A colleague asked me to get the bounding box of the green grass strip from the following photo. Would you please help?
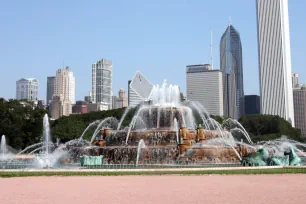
[1,168,306,178]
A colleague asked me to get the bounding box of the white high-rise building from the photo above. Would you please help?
[16,78,39,101]
[256,0,294,126]
[186,64,223,116]
[54,66,75,104]
[92,58,112,109]
[293,85,306,138]
[50,66,75,119]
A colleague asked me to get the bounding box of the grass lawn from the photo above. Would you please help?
[1,168,306,177]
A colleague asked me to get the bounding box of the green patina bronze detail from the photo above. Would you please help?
[80,156,103,166]
[241,146,301,166]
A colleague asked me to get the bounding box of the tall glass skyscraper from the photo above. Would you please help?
[92,58,112,109]
[256,0,294,126]
[220,24,244,119]
[46,76,55,105]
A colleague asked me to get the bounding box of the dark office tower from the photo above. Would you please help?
[46,76,55,105]
[244,95,260,115]
[220,24,244,119]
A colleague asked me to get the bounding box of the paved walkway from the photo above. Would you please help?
[1,174,306,204]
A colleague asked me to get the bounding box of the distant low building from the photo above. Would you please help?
[72,101,88,114]
[84,91,92,103]
[244,95,260,115]
[115,88,128,109]
[37,100,46,109]
[50,95,63,120]
[112,95,118,109]
[293,85,306,138]
[87,103,109,112]
[18,100,45,110]
[292,73,299,88]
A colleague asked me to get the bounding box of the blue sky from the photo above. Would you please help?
[0,0,305,101]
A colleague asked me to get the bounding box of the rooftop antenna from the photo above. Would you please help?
[210,29,213,70]
[229,16,232,25]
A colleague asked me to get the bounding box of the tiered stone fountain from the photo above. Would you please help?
[91,81,253,165]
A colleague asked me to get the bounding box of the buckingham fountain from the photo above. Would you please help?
[1,80,306,168]
[84,80,306,167]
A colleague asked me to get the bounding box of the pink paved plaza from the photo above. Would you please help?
[1,174,306,204]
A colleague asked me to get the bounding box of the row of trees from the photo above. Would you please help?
[49,110,306,143]
[0,98,304,150]
[50,107,136,142]
[239,114,304,142]
[0,98,47,150]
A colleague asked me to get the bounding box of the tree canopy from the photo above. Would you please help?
[0,98,304,150]
[50,107,136,142]
[0,98,47,150]
[239,114,304,142]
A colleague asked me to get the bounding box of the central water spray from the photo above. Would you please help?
[43,114,51,160]
[0,135,7,160]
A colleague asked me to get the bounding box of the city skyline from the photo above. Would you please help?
[0,1,305,102]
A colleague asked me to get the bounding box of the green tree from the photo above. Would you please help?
[0,99,48,150]
[239,114,304,142]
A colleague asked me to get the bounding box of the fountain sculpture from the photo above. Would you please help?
[91,81,254,165]
[1,79,305,169]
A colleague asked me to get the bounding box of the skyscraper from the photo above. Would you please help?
[186,64,223,116]
[16,78,39,101]
[54,66,75,104]
[92,58,112,109]
[293,85,306,138]
[46,76,55,105]
[50,66,75,119]
[244,95,260,115]
[220,24,244,119]
[256,0,294,126]
[128,72,153,107]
